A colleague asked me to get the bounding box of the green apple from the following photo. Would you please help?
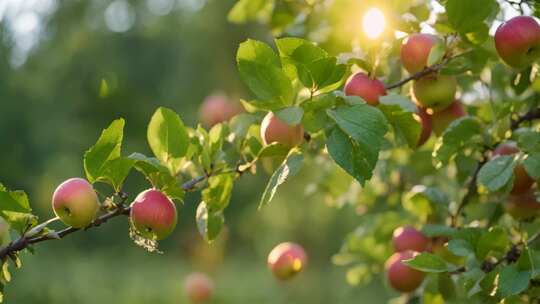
[412,75,457,112]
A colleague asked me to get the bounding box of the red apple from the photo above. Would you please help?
[199,94,242,127]
[260,112,304,147]
[183,272,214,303]
[506,189,540,220]
[385,250,425,293]
[412,74,457,112]
[344,72,387,106]
[415,107,432,146]
[267,242,308,280]
[431,100,466,136]
[130,189,177,240]
[392,226,429,253]
[495,16,540,69]
[401,33,439,74]
[52,178,100,228]
[493,142,535,194]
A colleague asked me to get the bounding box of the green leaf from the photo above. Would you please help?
[101,157,136,192]
[518,130,540,153]
[259,149,304,208]
[404,253,458,273]
[422,224,458,238]
[84,119,124,183]
[257,142,290,158]
[433,117,483,166]
[196,201,224,242]
[445,0,498,34]
[447,239,474,257]
[524,153,540,180]
[0,187,37,234]
[147,107,189,175]
[476,227,509,259]
[496,265,530,298]
[227,0,274,24]
[275,106,304,125]
[477,155,516,192]
[237,39,293,108]
[427,42,446,66]
[202,173,235,212]
[403,186,449,221]
[326,104,388,184]
[129,152,169,176]
[378,96,421,148]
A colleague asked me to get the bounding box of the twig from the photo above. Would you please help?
[384,51,470,90]
[0,174,211,261]
[451,107,540,226]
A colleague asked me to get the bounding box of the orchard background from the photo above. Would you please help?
[1,0,540,303]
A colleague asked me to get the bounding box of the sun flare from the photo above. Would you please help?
[362,7,386,40]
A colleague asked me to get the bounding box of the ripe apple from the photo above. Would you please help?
[52,178,100,228]
[412,74,457,112]
[401,33,439,74]
[344,72,387,106]
[495,16,540,69]
[415,107,432,147]
[199,94,242,127]
[130,189,177,240]
[385,250,425,293]
[267,242,308,280]
[493,142,534,195]
[183,272,214,303]
[260,112,304,147]
[506,189,540,220]
[392,226,429,253]
[431,100,466,136]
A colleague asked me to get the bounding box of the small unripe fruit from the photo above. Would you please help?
[130,189,177,240]
[392,226,429,253]
[344,72,387,106]
[52,178,99,228]
[431,100,466,136]
[385,250,425,293]
[260,112,304,147]
[199,94,242,127]
[415,107,432,147]
[495,16,540,69]
[267,242,307,280]
[506,190,540,220]
[401,33,439,74]
[412,75,457,112]
[183,272,214,303]
[493,142,534,195]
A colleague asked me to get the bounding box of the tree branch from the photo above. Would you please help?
[384,51,470,90]
[0,174,212,261]
[451,107,540,226]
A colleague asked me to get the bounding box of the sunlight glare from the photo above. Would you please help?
[362,7,385,40]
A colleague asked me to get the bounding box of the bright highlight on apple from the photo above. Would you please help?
[362,7,386,40]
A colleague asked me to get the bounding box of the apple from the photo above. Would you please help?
[495,16,540,69]
[493,142,534,195]
[260,112,304,147]
[130,189,177,240]
[415,107,432,147]
[199,93,242,127]
[183,272,214,303]
[506,189,540,220]
[392,226,429,253]
[412,74,457,112]
[401,33,439,74]
[344,72,387,106]
[52,178,100,228]
[267,242,308,280]
[431,100,466,136]
[385,250,425,293]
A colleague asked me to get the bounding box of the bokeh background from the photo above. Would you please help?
[0,0,394,303]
